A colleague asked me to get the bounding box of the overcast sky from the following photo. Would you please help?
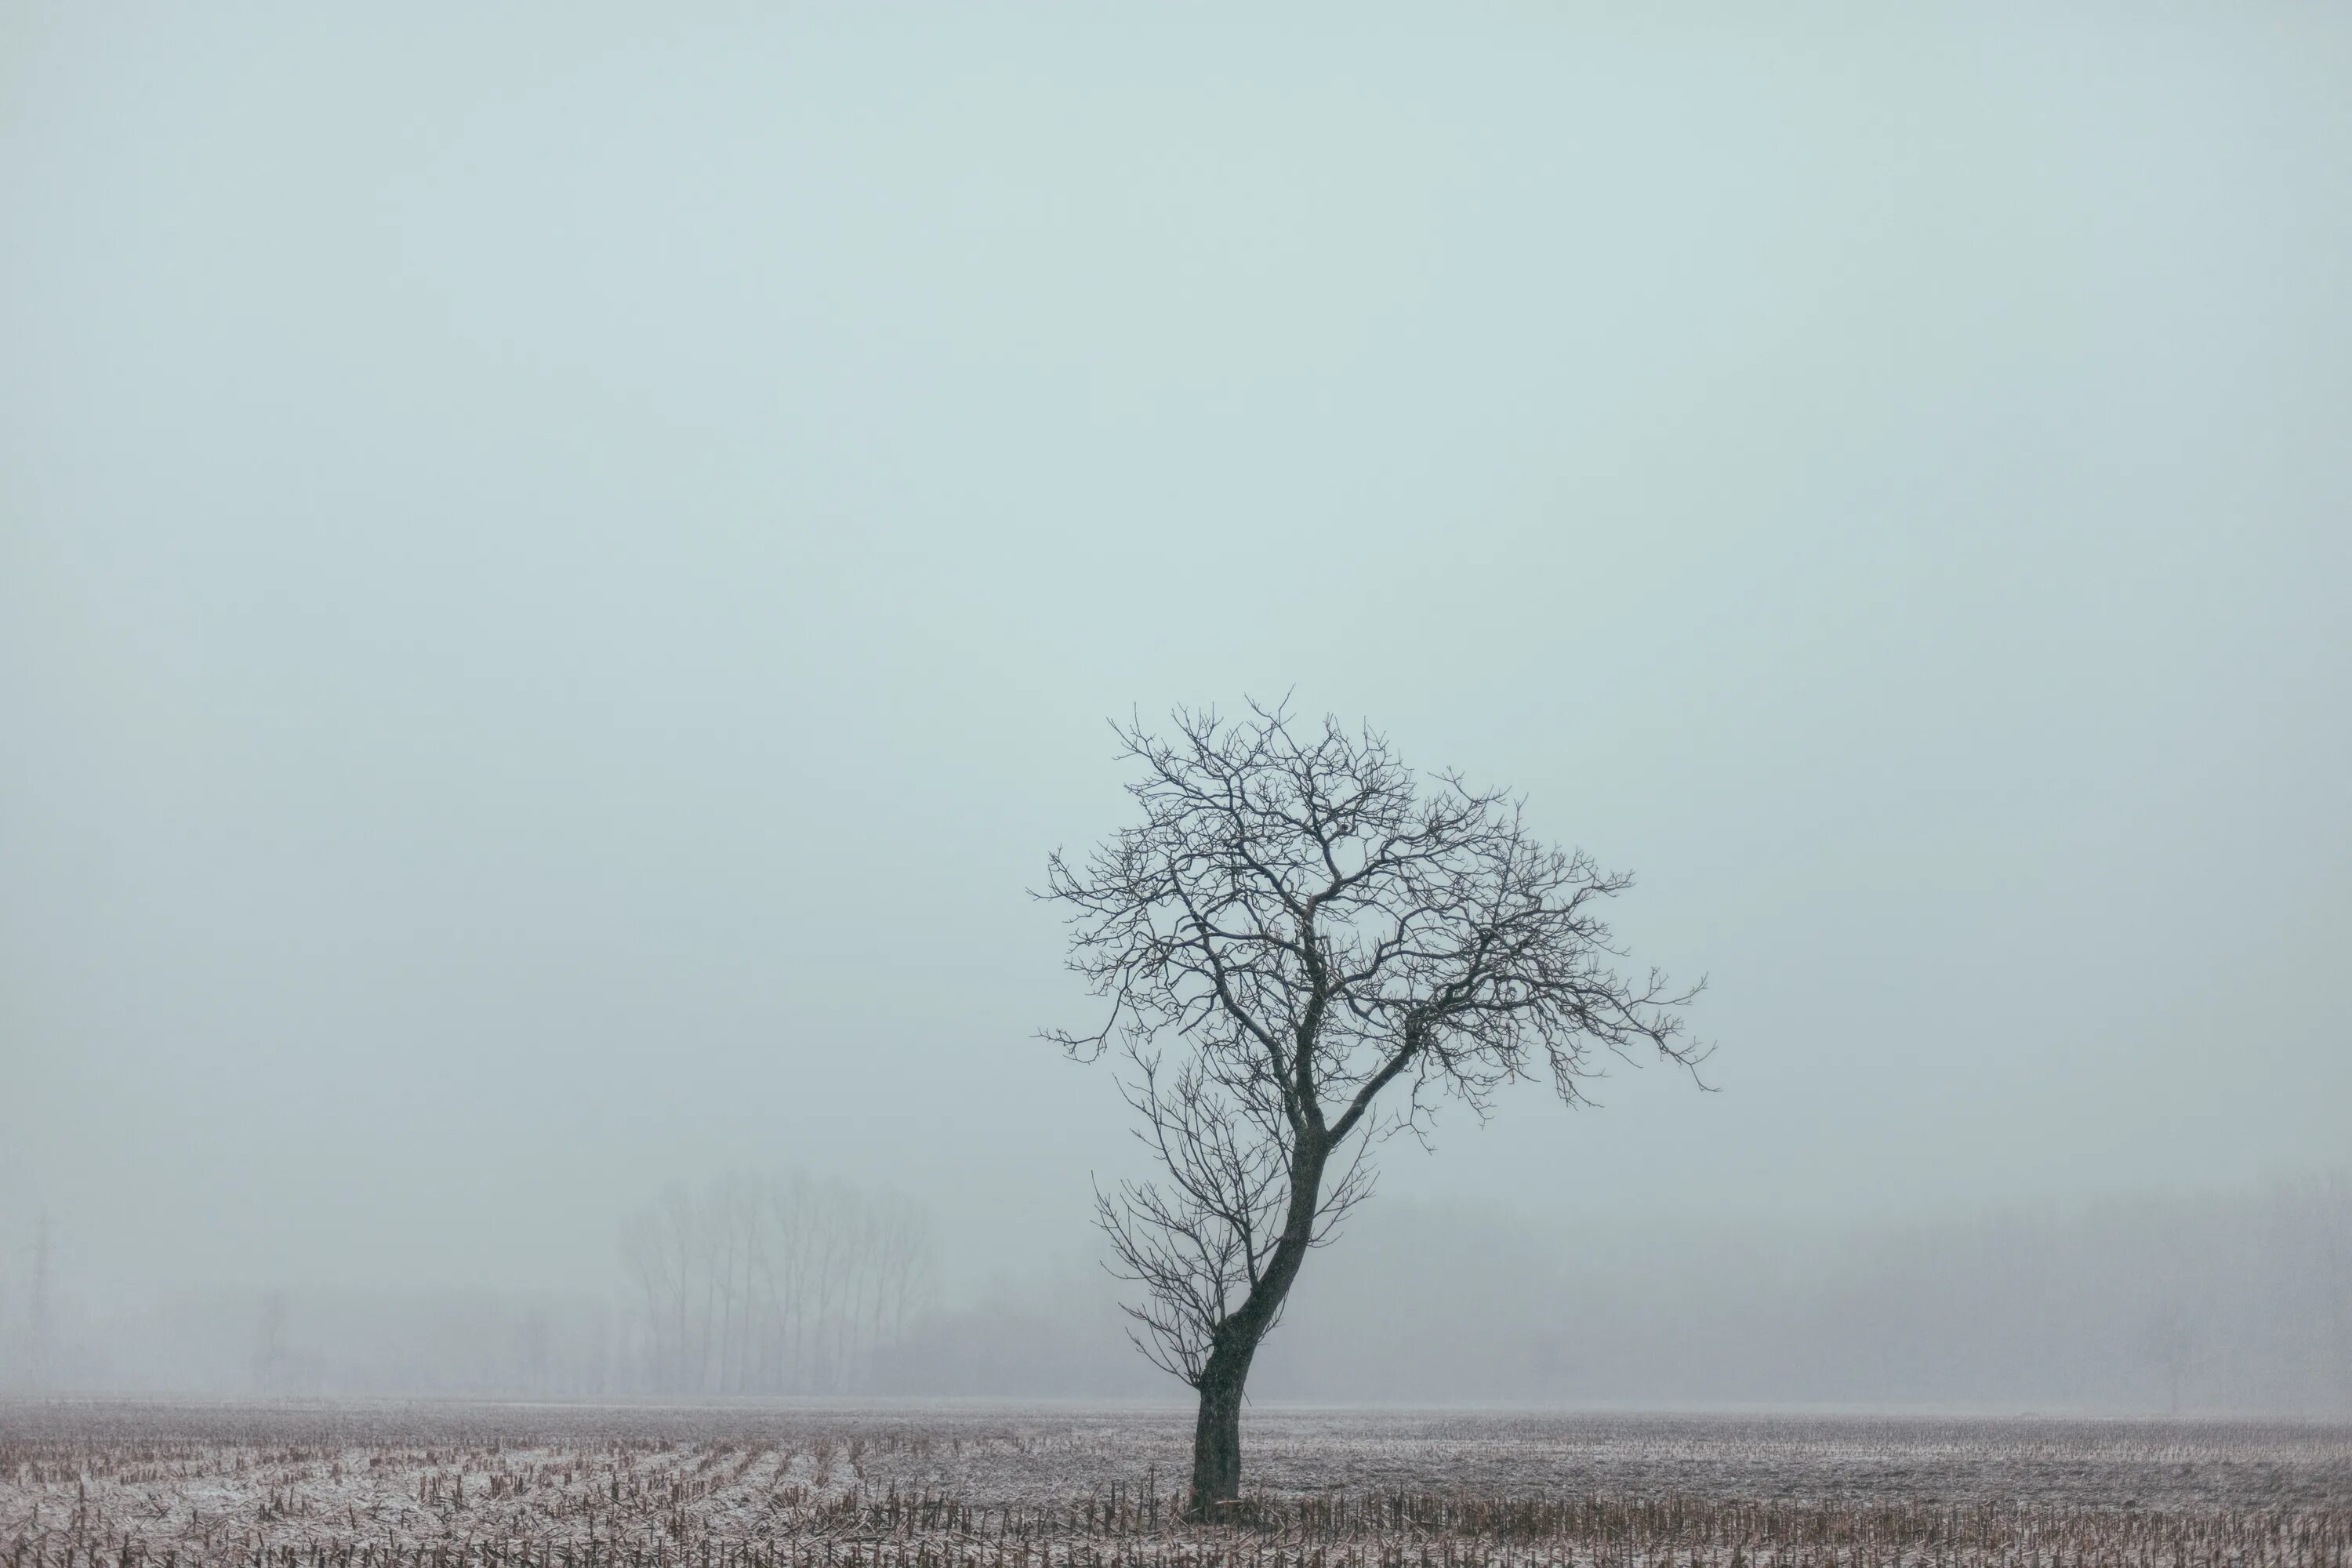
[3,2,2347,1305]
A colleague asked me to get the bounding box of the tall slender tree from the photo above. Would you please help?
[1044,702,1706,1513]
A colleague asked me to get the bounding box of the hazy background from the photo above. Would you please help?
[3,3,2347,1410]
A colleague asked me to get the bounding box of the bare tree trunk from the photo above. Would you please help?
[1189,1341,1253,1514]
[1184,1142,1327,1517]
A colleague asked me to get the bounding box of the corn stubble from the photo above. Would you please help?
[3,1406,2345,1568]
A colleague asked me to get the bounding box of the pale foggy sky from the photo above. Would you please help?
[2,3,2347,1305]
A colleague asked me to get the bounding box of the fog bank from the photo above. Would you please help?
[9,1173,2343,1416]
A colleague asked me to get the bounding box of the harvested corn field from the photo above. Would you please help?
[3,1403,2346,1568]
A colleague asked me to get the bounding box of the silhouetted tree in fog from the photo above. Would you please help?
[1043,701,1706,1514]
[251,1291,290,1392]
[619,1170,932,1394]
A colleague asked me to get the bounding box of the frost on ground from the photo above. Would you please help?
[2,1402,2347,1568]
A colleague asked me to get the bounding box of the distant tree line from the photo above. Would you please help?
[1246,1172,2352,1416]
[11,1172,2343,1412]
[619,1170,935,1395]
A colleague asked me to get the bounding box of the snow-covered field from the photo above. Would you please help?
[3,1401,2347,1568]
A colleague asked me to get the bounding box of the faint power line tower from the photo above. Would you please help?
[28,1210,53,1389]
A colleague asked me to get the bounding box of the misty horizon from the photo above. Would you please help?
[10,1168,2347,1417]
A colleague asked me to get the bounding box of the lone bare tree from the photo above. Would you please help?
[1043,702,1705,1515]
